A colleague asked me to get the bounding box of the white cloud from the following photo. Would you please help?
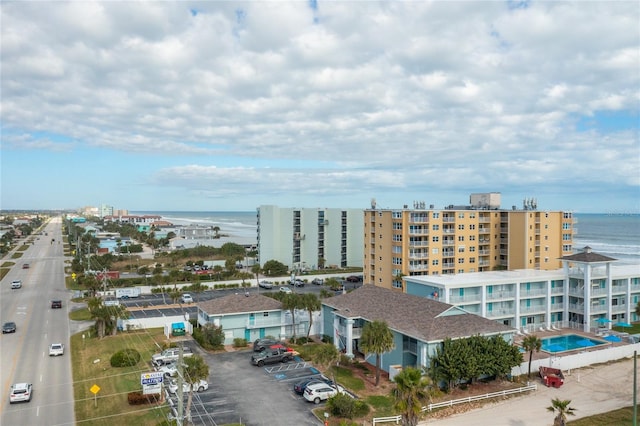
[1,1,638,212]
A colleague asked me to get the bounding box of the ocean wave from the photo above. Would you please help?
[573,240,640,257]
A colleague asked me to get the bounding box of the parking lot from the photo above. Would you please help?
[164,344,328,425]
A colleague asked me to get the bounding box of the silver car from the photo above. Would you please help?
[49,343,64,356]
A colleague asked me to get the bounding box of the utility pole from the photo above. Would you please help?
[633,350,637,426]
[177,345,184,426]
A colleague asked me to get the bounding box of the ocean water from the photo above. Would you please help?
[133,211,639,265]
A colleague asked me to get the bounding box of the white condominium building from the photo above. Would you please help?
[404,247,640,333]
[257,205,364,270]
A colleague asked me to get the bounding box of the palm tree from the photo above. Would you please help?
[314,343,341,384]
[251,263,262,290]
[522,335,542,378]
[360,320,395,386]
[212,226,220,238]
[282,293,303,340]
[547,398,576,426]
[392,367,433,426]
[301,293,321,339]
[183,355,210,422]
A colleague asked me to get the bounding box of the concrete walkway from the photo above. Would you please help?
[423,356,638,426]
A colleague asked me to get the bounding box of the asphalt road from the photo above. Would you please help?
[1,217,75,426]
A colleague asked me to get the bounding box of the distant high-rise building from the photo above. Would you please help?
[257,205,364,271]
[100,204,114,218]
[364,193,575,290]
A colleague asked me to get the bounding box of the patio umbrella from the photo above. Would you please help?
[614,322,632,328]
[604,335,622,343]
[576,339,596,347]
[595,318,612,324]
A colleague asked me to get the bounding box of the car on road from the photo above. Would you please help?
[11,280,22,289]
[303,382,346,404]
[51,300,62,309]
[181,294,194,303]
[312,278,324,285]
[279,287,292,294]
[345,275,363,283]
[9,383,32,404]
[22,263,30,269]
[49,343,65,356]
[2,322,17,333]
[167,378,209,394]
[258,280,274,289]
[253,338,279,352]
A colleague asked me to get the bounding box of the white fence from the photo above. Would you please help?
[372,384,538,425]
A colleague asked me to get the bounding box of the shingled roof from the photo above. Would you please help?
[322,285,513,343]
[561,246,617,263]
[198,293,282,315]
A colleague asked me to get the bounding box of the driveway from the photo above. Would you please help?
[198,350,323,426]
[424,357,637,426]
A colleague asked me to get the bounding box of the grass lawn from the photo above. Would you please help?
[72,328,171,426]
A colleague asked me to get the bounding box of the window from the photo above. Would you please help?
[469,213,475,218]
[469,246,476,252]
[458,246,465,253]
[563,244,572,252]
[392,246,402,253]
[393,234,402,242]
[458,269,465,273]
[432,248,439,254]
[392,257,402,265]
[458,236,465,241]
[393,223,403,230]
[458,258,465,264]
[392,211,402,219]
[432,224,440,231]
[458,212,465,219]
[432,259,439,266]
[432,236,439,242]
[470,257,476,263]
[458,224,465,230]
[563,233,571,241]
[432,212,440,219]
[469,224,476,230]
[469,235,476,241]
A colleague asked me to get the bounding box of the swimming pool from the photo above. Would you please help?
[541,334,608,353]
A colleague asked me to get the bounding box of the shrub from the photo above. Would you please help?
[127,391,162,405]
[192,323,225,350]
[110,348,141,367]
[233,338,248,348]
[322,334,333,344]
[327,393,370,419]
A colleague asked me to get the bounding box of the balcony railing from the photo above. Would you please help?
[486,309,515,318]
[409,241,429,247]
[449,295,482,304]
[520,305,546,314]
[337,325,363,339]
[486,291,515,300]
[550,286,564,295]
[612,304,628,313]
[611,285,627,294]
[520,288,547,297]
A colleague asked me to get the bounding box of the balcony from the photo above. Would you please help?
[409,252,428,259]
[520,288,547,297]
[443,217,455,223]
[449,294,482,304]
[478,227,490,233]
[550,286,564,295]
[591,287,608,297]
[409,240,429,247]
[568,287,585,296]
[246,318,287,329]
[611,285,627,294]
[442,240,455,246]
[486,291,515,300]
[409,264,429,271]
[612,304,628,313]
[337,324,363,339]
[568,303,584,311]
[550,302,564,310]
[409,229,429,235]
[478,260,490,267]
[486,308,515,318]
[520,305,546,314]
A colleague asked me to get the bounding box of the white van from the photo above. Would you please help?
[11,280,22,289]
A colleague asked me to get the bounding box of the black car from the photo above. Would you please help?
[346,275,363,283]
[3,322,17,333]
[293,376,334,395]
[253,338,279,352]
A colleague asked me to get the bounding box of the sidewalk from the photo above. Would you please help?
[423,356,638,425]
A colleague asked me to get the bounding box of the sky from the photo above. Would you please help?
[1,1,639,213]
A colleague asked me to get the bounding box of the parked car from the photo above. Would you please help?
[2,322,16,333]
[259,280,274,289]
[9,383,32,404]
[303,382,346,404]
[253,338,279,352]
[51,300,62,309]
[11,280,22,289]
[22,263,29,269]
[290,279,305,287]
[279,287,292,294]
[157,361,183,377]
[293,376,334,395]
[49,343,64,356]
[312,278,324,285]
[345,275,362,283]
[181,294,194,304]
[167,378,209,394]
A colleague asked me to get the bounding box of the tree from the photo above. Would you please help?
[262,259,288,276]
[251,263,262,289]
[302,293,321,339]
[522,335,542,378]
[360,320,395,386]
[314,343,341,384]
[392,367,433,426]
[183,355,210,422]
[281,293,304,340]
[547,398,576,426]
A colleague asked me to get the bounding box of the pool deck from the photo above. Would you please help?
[514,327,630,361]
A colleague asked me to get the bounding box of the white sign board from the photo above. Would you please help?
[143,382,162,395]
[141,371,164,386]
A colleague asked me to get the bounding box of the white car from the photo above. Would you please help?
[49,343,64,356]
[158,362,182,377]
[259,280,274,289]
[303,382,346,404]
[9,383,32,403]
[279,287,292,294]
[11,280,22,289]
[167,378,208,394]
[181,294,193,304]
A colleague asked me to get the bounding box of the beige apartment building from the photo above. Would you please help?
[364,193,575,290]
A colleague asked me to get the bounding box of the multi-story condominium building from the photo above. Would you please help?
[364,193,575,290]
[257,205,364,271]
[100,204,114,218]
[403,247,640,333]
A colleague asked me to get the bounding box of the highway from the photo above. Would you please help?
[1,217,74,426]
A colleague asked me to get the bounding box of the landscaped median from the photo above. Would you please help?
[71,328,172,426]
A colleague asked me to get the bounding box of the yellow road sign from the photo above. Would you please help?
[90,384,100,394]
